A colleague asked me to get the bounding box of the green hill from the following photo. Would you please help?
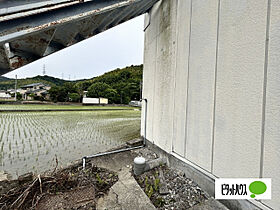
[48,65,143,104]
[75,65,143,104]
[0,65,143,104]
[0,75,68,90]
[0,76,11,82]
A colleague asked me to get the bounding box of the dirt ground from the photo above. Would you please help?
[1,142,227,210]
[0,163,118,209]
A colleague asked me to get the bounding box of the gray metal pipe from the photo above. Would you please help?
[83,145,144,169]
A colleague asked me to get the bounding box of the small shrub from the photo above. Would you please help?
[147,185,154,198]
[155,197,165,207]
[154,178,160,192]
[96,173,104,185]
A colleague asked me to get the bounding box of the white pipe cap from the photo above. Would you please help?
[134,156,146,165]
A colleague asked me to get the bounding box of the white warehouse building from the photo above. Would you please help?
[141,0,280,209]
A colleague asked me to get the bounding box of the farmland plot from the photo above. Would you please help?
[0,110,140,178]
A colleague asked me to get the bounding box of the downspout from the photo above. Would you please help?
[140,98,147,145]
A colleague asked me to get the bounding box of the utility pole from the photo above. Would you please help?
[14,75,17,101]
[42,64,46,75]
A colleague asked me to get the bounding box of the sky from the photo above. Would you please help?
[4,15,145,80]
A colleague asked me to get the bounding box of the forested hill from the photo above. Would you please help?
[1,65,143,104]
[49,65,143,104]
[0,75,67,90]
[75,64,143,104]
[0,76,11,82]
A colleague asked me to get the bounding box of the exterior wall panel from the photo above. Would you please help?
[141,26,157,142]
[172,0,191,157]
[141,1,162,141]
[152,0,177,152]
[185,0,219,172]
[213,0,267,178]
[262,0,280,209]
[142,0,177,152]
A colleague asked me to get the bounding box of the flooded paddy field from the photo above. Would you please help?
[0,108,141,178]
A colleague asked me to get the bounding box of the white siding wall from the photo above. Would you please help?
[172,0,191,157]
[262,0,280,208]
[213,0,267,178]
[141,0,178,152]
[186,0,219,172]
[142,0,279,209]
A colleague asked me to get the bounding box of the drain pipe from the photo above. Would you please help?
[140,98,147,146]
[82,99,148,170]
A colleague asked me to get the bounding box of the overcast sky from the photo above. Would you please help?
[4,15,145,80]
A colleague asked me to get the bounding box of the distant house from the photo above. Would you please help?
[21,83,51,91]
[20,83,51,100]
[0,91,12,100]
[7,89,21,95]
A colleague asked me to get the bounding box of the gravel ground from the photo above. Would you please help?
[132,146,211,209]
[134,162,210,209]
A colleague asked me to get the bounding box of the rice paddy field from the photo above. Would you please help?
[0,105,141,178]
[0,104,135,110]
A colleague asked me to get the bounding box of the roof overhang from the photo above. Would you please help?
[0,0,158,75]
